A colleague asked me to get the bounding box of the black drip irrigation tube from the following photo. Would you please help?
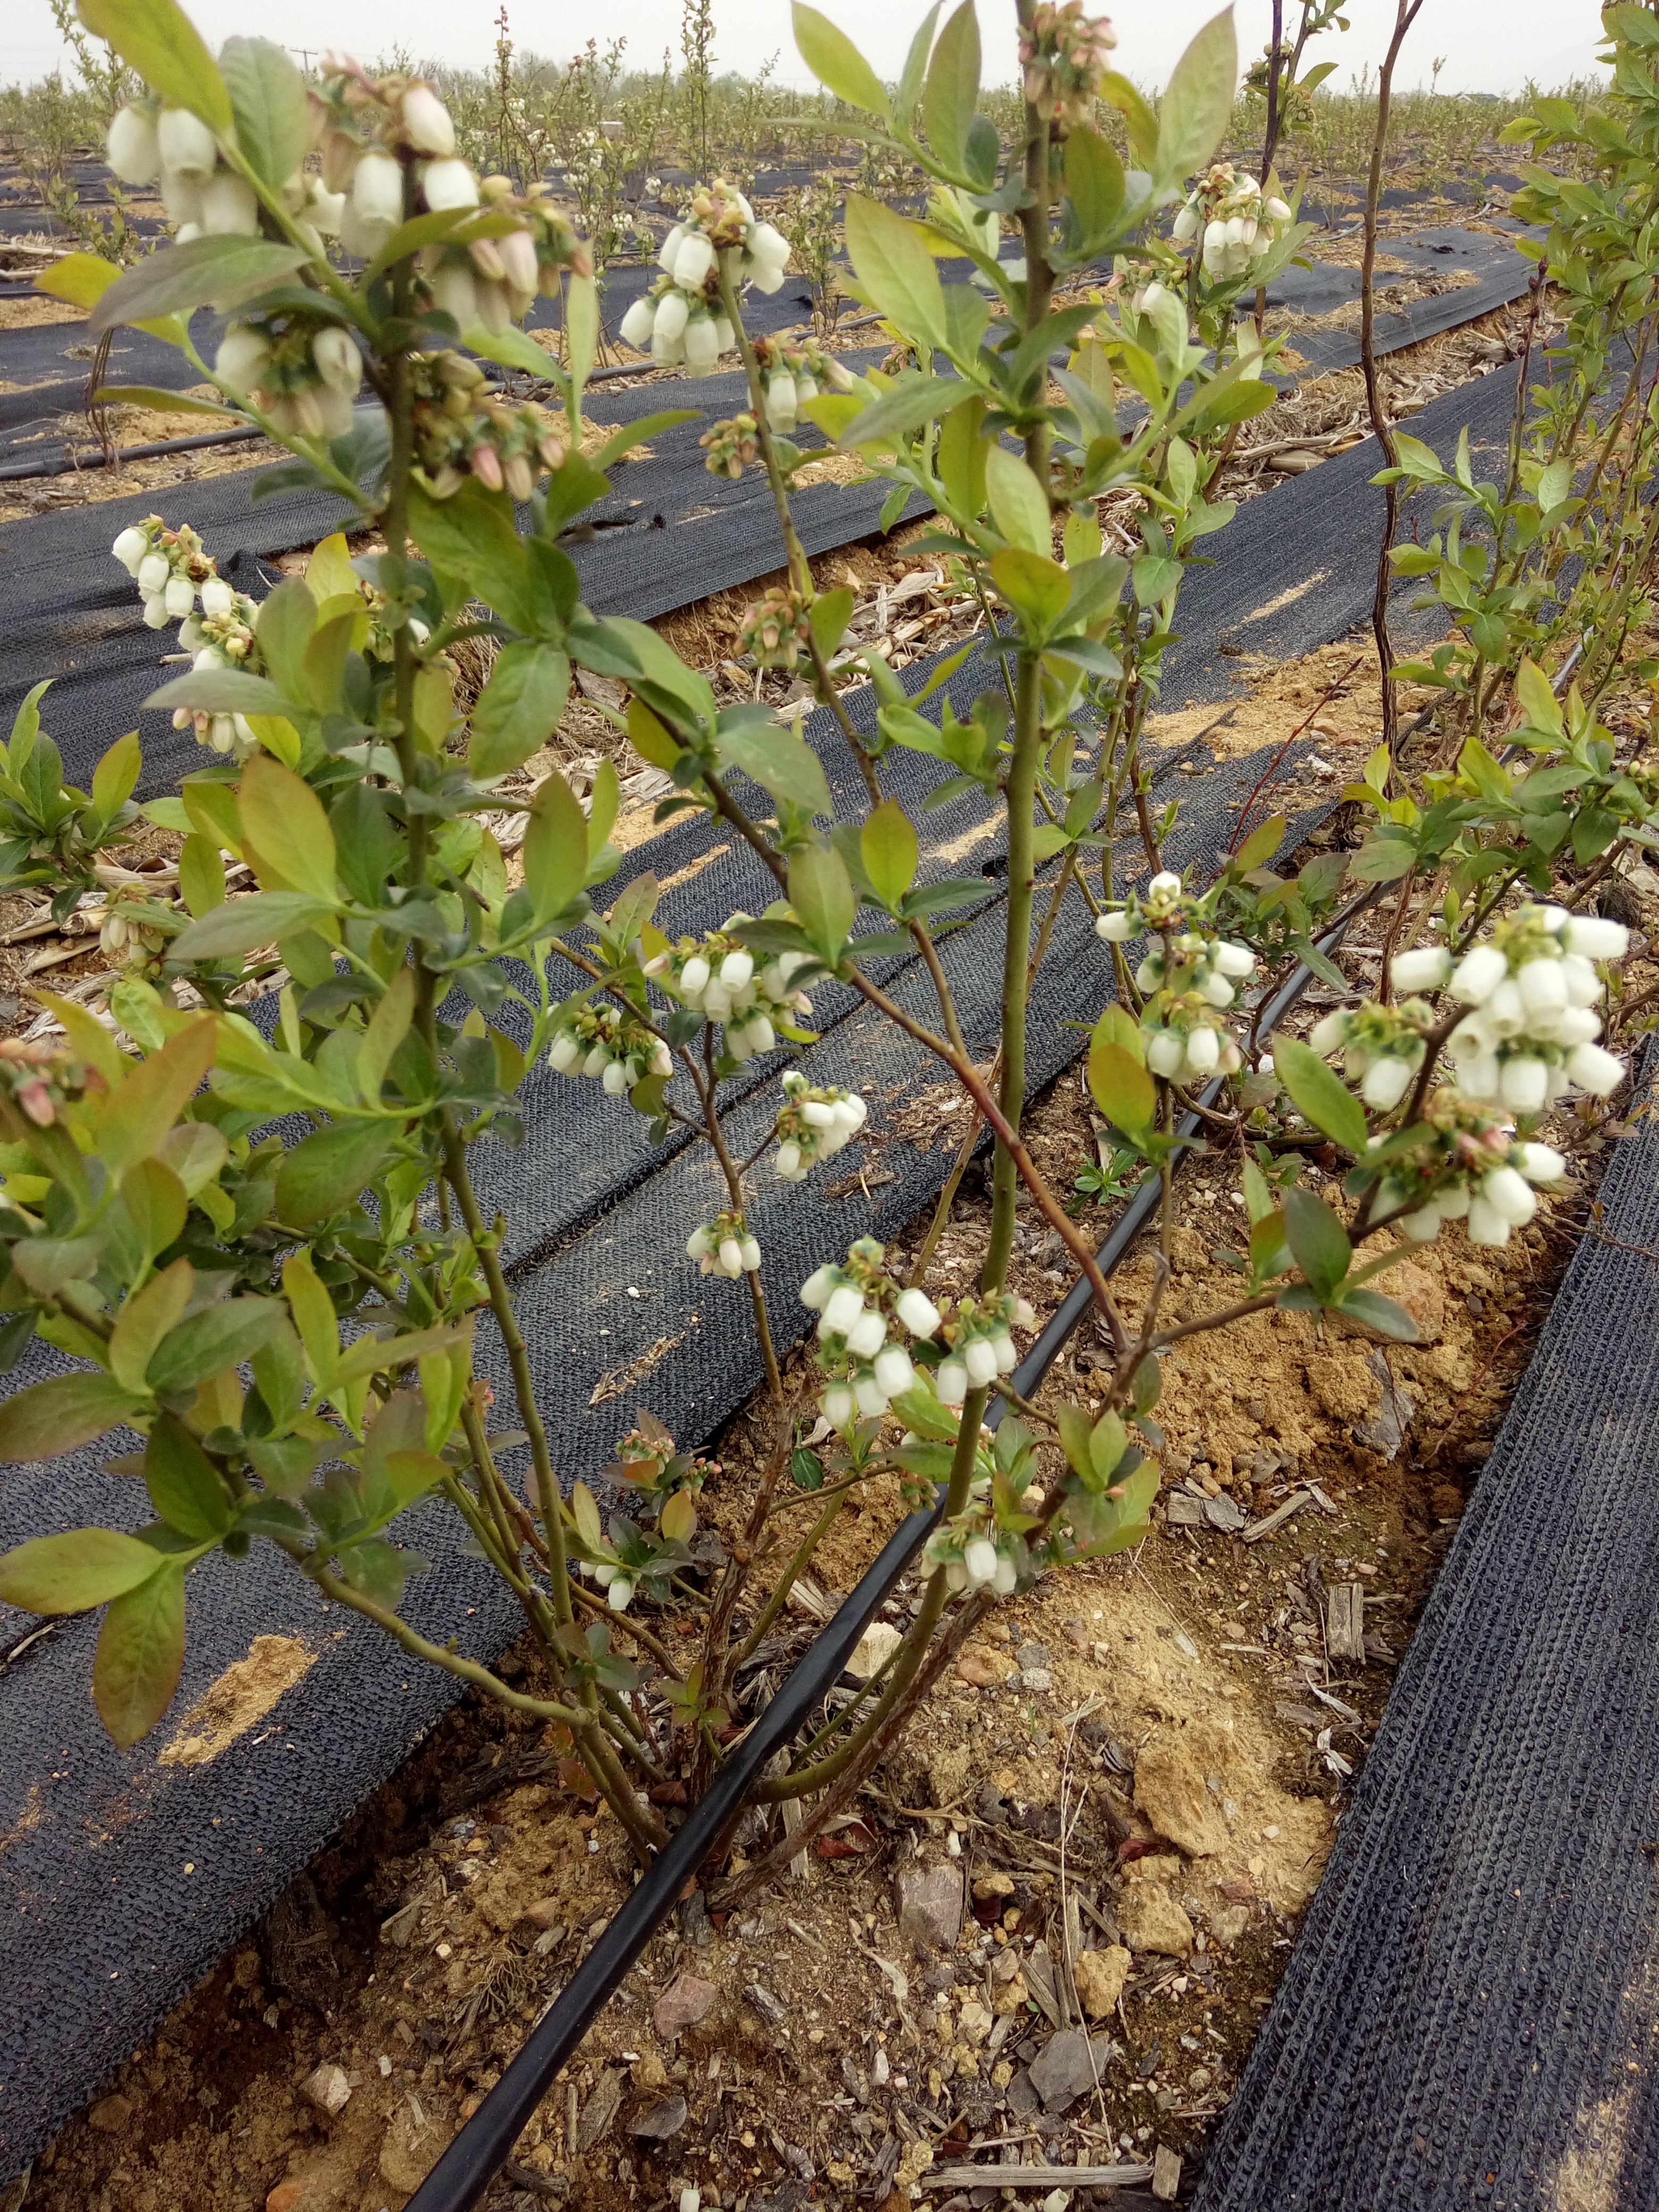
[404,907,1365,2212]
[0,423,264,482]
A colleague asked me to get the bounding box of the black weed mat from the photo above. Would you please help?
[0,352,1528,2177]
[1194,1054,1659,2212]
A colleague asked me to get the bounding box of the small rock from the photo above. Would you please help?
[1188,2065,1213,2091]
[1152,2142,1183,2202]
[956,1645,1012,1687]
[265,2184,315,2212]
[1004,2068,1041,2120]
[895,1863,963,1950]
[301,2065,350,2118]
[1118,1882,1196,1960]
[1072,1943,1132,2020]
[523,1897,564,1931]
[653,1972,718,2038]
[973,1872,1016,1904]
[1389,1260,1444,1342]
[1015,1641,1051,1670]
[1134,1732,1230,1857]
[87,2094,132,2133]
[1028,2027,1117,2110]
[1354,1350,1414,1458]
[849,1621,903,1680]
[1209,1904,1252,1946]
[576,2067,623,2151]
[629,2093,689,2141]
[1018,1665,1054,1694]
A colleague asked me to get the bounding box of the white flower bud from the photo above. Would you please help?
[608,1577,634,1612]
[215,324,271,396]
[654,290,690,343]
[581,1044,608,1079]
[1457,1051,1501,1102]
[719,949,754,993]
[822,1283,864,1336]
[748,255,787,295]
[1484,978,1526,1036]
[1134,956,1161,994]
[992,1333,1018,1375]
[1567,1041,1624,1095]
[1401,1199,1442,1242]
[1516,957,1567,1016]
[313,325,362,396]
[1213,940,1255,978]
[1391,946,1453,992]
[112,526,149,574]
[684,314,719,371]
[746,1014,776,1055]
[352,149,404,227]
[993,1555,1018,1596]
[854,1372,890,1419]
[402,85,456,156]
[1362,1057,1413,1110]
[874,1344,915,1397]
[800,1264,836,1310]
[1498,1055,1548,1115]
[423,157,480,212]
[1561,953,1602,1008]
[1146,1030,1185,1078]
[142,593,170,630]
[1563,915,1629,960]
[1484,1165,1538,1227]
[1519,1142,1566,1184]
[163,574,195,618]
[548,1032,582,1073]
[1199,970,1234,1009]
[1184,1026,1220,1075]
[157,107,217,181]
[1095,910,1133,941]
[198,576,232,619]
[936,1358,968,1405]
[837,1093,868,1131]
[963,1537,999,1587]
[137,550,170,595]
[619,296,656,348]
[1450,943,1507,1004]
[678,953,710,1000]
[846,1308,886,1360]
[1466,1195,1511,1247]
[896,1287,942,1339]
[429,262,479,329]
[1149,870,1182,896]
[964,1337,999,1388]
[946,1559,968,1591]
[717,1235,744,1277]
[775,1140,802,1179]
[765,374,798,432]
[823,1382,856,1429]
[593,1561,616,1586]
[673,232,716,289]
[748,222,790,269]
[1308,1010,1348,1055]
[602,1059,630,1095]
[658,226,686,273]
[1172,201,1200,242]
[107,104,162,185]
[1266,196,1293,221]
[201,171,259,236]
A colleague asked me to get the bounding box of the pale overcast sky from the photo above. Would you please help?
[5,0,1611,98]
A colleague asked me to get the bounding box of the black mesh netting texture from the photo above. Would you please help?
[0,354,1527,2175]
[1194,1051,1659,2212]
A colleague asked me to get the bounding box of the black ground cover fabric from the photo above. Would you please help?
[0,348,1528,2178]
[1194,1059,1659,2212]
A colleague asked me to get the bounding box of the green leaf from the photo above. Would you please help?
[521,771,589,927]
[148,1296,288,1395]
[1337,1286,1421,1342]
[90,238,309,334]
[171,890,332,962]
[0,1526,161,1613]
[144,666,291,719]
[715,719,833,818]
[1155,6,1239,188]
[109,1257,196,1394]
[564,269,601,393]
[93,1561,186,1749]
[96,1018,219,1184]
[990,544,1069,627]
[78,0,232,128]
[471,643,572,781]
[1283,1185,1351,1303]
[238,754,338,902]
[793,2,892,116]
[788,843,857,966]
[808,586,854,659]
[861,800,918,911]
[94,383,236,422]
[221,35,309,188]
[1056,1400,1095,1482]
[1063,124,1126,250]
[122,1156,190,1257]
[1272,1032,1370,1155]
[843,194,945,353]
[1513,655,1564,738]
[923,0,980,170]
[1234,812,1286,871]
[1088,1409,1128,1484]
[408,480,535,633]
[274,1120,396,1229]
[90,731,141,827]
[179,832,227,918]
[357,966,414,1104]
[144,1411,231,1540]
[1088,1024,1155,1138]
[984,442,1052,556]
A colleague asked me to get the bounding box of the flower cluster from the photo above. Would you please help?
[418,178,587,335]
[932,1288,1035,1405]
[1368,1090,1570,1248]
[616,181,791,367]
[547,1003,673,1093]
[105,99,340,246]
[97,901,169,967]
[611,1426,718,1498]
[112,519,263,759]
[700,413,760,481]
[686,1208,763,1279]
[1431,906,1627,1112]
[0,1035,85,1130]
[644,924,813,1058]
[926,1513,1023,1596]
[1172,163,1293,283]
[1097,870,1256,1083]
[801,1237,943,1426]
[216,314,362,443]
[773,1071,868,1181]
[749,332,851,432]
[739,584,815,674]
[1308,998,1437,1112]
[409,350,571,500]
[1018,1,1118,132]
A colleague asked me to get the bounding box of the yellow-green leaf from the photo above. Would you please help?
[238,753,339,902]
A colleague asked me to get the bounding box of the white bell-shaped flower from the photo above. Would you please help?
[964,1337,999,1388]
[1567,1041,1624,1095]
[1184,1026,1219,1075]
[936,1357,968,1405]
[163,575,195,618]
[895,1286,941,1338]
[107,104,161,185]
[684,315,719,371]
[654,289,690,343]
[1466,1195,1511,1246]
[352,149,404,226]
[402,85,456,156]
[963,1536,999,1587]
[673,231,716,289]
[854,1372,889,1419]
[1391,945,1452,992]
[1095,910,1133,942]
[1482,1165,1537,1227]
[846,1308,887,1360]
[1563,915,1629,960]
[201,172,259,235]
[820,1283,864,1336]
[1449,944,1507,1004]
[1362,1057,1413,1110]
[1498,1056,1548,1115]
[874,1344,915,1397]
[423,158,479,212]
[112,526,149,574]
[619,296,656,349]
[157,107,216,181]
[823,1382,856,1428]
[800,1264,836,1309]
[1516,957,1566,1016]
[1146,1030,1185,1078]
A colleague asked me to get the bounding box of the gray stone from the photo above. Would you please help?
[1202,1491,1247,1533]
[1355,1349,1414,1458]
[1019,1666,1054,1694]
[1015,1641,1052,1670]
[1027,2028,1120,2111]
[628,2092,688,2141]
[652,1972,717,2038]
[895,1862,963,1950]
[575,2068,622,2151]
[1004,2068,1041,2119]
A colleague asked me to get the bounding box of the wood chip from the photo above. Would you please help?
[926,2165,1153,2191]
[1152,2142,1183,2201]
[1242,1487,1312,1543]
[1326,1583,1365,1664]
[1165,1494,1206,1528]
